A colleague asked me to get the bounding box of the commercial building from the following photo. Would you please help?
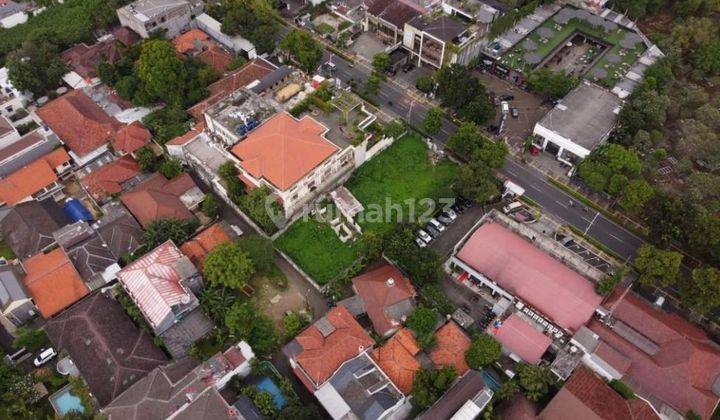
[117,0,203,39]
[403,13,485,68]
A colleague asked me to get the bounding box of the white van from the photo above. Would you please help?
[501,101,510,114]
[503,201,524,214]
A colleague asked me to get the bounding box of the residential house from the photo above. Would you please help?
[53,221,122,290]
[366,0,425,45]
[229,112,355,217]
[61,39,124,88]
[0,263,37,329]
[112,121,151,156]
[0,199,70,259]
[403,13,485,68]
[103,341,255,419]
[538,367,659,420]
[116,240,213,357]
[429,320,472,375]
[120,172,203,228]
[166,124,203,160]
[489,312,553,364]
[45,292,168,406]
[0,128,63,178]
[179,222,234,270]
[441,0,508,36]
[117,0,204,39]
[371,328,422,395]
[417,370,493,419]
[0,148,72,206]
[0,67,31,120]
[172,28,233,74]
[194,13,257,59]
[21,248,89,318]
[350,263,416,336]
[0,115,18,144]
[496,393,537,420]
[93,201,144,259]
[80,155,143,204]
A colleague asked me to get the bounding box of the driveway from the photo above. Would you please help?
[429,204,487,258]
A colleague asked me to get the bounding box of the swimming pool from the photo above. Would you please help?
[50,385,85,416]
[256,377,287,408]
[481,369,503,391]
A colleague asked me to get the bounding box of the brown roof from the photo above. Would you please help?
[497,393,537,420]
[231,113,337,191]
[430,321,471,375]
[37,90,122,158]
[0,149,68,205]
[369,0,423,27]
[290,305,374,389]
[22,248,89,318]
[113,121,151,155]
[112,26,140,46]
[81,156,141,202]
[0,115,14,138]
[172,29,232,74]
[166,126,201,146]
[179,223,230,269]
[120,172,198,227]
[352,263,416,335]
[538,367,659,420]
[372,329,421,394]
[61,41,123,80]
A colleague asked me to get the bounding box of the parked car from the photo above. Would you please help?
[415,237,427,248]
[442,208,458,221]
[503,201,524,214]
[457,196,472,209]
[402,63,414,73]
[428,218,446,231]
[451,202,465,214]
[499,94,515,101]
[33,347,57,367]
[437,213,454,225]
[417,229,433,243]
[511,107,519,118]
[425,224,441,237]
[501,101,510,114]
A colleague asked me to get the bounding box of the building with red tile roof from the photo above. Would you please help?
[490,313,552,364]
[352,264,416,336]
[81,156,141,204]
[580,290,720,419]
[539,367,659,420]
[430,321,471,375]
[496,393,537,420]
[180,223,231,269]
[0,148,70,206]
[36,90,122,164]
[284,305,374,391]
[372,328,421,394]
[61,41,123,83]
[120,172,202,227]
[112,121,151,156]
[172,28,233,74]
[454,222,602,332]
[22,248,89,318]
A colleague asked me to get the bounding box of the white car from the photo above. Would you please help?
[417,229,432,243]
[442,208,458,221]
[428,218,446,232]
[33,347,57,367]
[415,237,427,248]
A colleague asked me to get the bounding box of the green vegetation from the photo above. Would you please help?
[411,367,458,412]
[279,29,324,73]
[12,328,49,353]
[142,218,199,250]
[465,334,502,369]
[0,240,15,260]
[0,360,42,418]
[406,305,438,348]
[526,68,579,100]
[202,194,220,219]
[220,0,280,55]
[609,379,635,399]
[436,64,495,125]
[203,242,256,291]
[633,244,682,287]
[159,159,184,179]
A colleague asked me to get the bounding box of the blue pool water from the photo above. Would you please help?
[256,377,287,408]
[481,369,502,391]
[52,388,85,416]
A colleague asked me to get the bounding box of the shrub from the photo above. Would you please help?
[609,379,635,399]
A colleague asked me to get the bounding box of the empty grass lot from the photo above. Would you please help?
[346,133,458,235]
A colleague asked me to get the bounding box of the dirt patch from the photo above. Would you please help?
[253,275,308,332]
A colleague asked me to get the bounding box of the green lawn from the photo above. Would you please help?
[0,240,15,260]
[346,133,458,235]
[275,215,366,285]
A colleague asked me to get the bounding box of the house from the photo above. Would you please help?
[539,367,659,420]
[371,328,421,395]
[350,263,416,336]
[0,263,37,329]
[532,82,622,166]
[403,14,484,68]
[366,0,425,45]
[202,86,277,147]
[116,241,213,357]
[0,199,70,259]
[120,172,203,228]
[61,39,124,88]
[36,89,123,166]
[166,124,203,160]
[103,342,255,419]
[172,28,233,74]
[417,370,493,419]
[0,115,18,144]
[0,67,31,121]
[573,290,720,419]
[0,148,72,206]
[94,202,144,259]
[112,121,151,156]
[44,292,168,406]
[80,155,143,204]
[489,312,553,364]
[0,128,64,178]
[440,0,508,35]
[53,221,122,290]
[229,112,355,217]
[179,222,233,270]
[194,13,257,59]
[21,248,89,318]
[430,321,472,375]
[117,0,204,39]
[452,221,603,333]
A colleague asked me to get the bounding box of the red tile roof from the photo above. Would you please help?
[490,313,552,364]
[43,148,72,169]
[173,29,213,54]
[61,41,123,80]
[180,223,230,269]
[457,222,602,331]
[430,321,471,375]
[588,291,720,419]
[172,29,232,74]
[292,305,374,389]
[113,121,151,155]
[81,155,140,202]
[352,264,416,335]
[22,248,89,318]
[120,172,198,227]
[372,329,421,394]
[166,126,201,146]
[0,149,69,205]
[37,90,122,159]
[539,367,659,420]
[231,113,337,191]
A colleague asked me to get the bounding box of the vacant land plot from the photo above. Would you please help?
[346,134,458,235]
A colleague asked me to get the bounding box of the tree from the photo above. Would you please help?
[221,0,279,54]
[407,306,437,348]
[364,73,382,95]
[465,334,502,369]
[6,37,67,97]
[680,266,720,314]
[253,391,277,416]
[597,268,626,296]
[143,218,199,249]
[516,363,555,401]
[693,38,720,76]
[422,107,444,135]
[202,194,220,219]
[283,312,305,337]
[458,98,496,125]
[234,236,275,274]
[454,163,500,203]
[620,179,655,214]
[12,328,48,352]
[688,215,720,265]
[384,225,444,287]
[137,39,185,103]
[250,315,278,355]
[218,161,246,203]
[416,74,434,94]
[159,159,183,179]
[634,244,682,287]
[435,64,485,111]
[526,68,578,99]
[372,52,391,74]
[135,146,156,172]
[225,301,255,339]
[203,242,256,290]
[142,103,191,144]
[411,367,458,410]
[279,29,323,73]
[446,122,507,169]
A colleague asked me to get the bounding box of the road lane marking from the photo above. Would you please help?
[609,233,625,243]
[529,185,542,193]
[584,212,600,235]
[554,200,568,209]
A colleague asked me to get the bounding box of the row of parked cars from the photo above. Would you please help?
[416,197,472,247]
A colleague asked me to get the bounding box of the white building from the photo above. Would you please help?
[194,13,256,58]
[117,0,203,39]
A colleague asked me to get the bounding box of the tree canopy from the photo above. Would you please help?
[203,242,256,290]
[465,334,502,369]
[422,107,444,135]
[406,306,438,348]
[634,244,683,287]
[411,367,458,411]
[679,266,720,314]
[526,68,579,99]
[279,29,324,73]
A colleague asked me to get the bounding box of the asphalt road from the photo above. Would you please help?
[325,52,644,261]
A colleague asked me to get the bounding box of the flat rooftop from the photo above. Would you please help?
[205,88,276,140]
[536,82,621,150]
[121,0,191,20]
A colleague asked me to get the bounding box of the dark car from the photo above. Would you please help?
[456,196,472,209]
[499,94,515,101]
[425,224,441,238]
[511,107,519,118]
[402,63,414,73]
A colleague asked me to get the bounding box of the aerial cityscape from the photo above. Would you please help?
[0,0,718,419]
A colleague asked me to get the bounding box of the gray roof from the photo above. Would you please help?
[159,308,214,358]
[0,265,28,310]
[64,231,117,286]
[409,15,467,42]
[418,370,488,419]
[0,200,69,260]
[338,294,367,317]
[249,66,293,95]
[0,131,61,178]
[94,202,143,259]
[536,83,621,151]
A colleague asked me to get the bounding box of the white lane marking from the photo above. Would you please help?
[554,200,568,209]
[506,169,519,177]
[609,233,625,243]
[529,184,542,192]
[584,212,600,235]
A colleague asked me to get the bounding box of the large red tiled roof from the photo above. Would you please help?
[81,156,140,202]
[113,121,151,155]
[430,321,471,375]
[372,329,420,394]
[292,305,374,389]
[180,223,230,269]
[352,264,416,335]
[539,367,659,420]
[120,172,198,227]
[231,113,337,191]
[0,149,69,205]
[587,291,720,419]
[23,248,89,318]
[457,222,602,331]
[490,313,552,364]
[61,41,123,80]
[172,29,232,74]
[37,90,122,158]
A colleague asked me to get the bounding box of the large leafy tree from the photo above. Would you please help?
[634,244,682,287]
[406,306,438,348]
[384,225,444,287]
[465,334,502,369]
[221,0,279,54]
[279,29,324,73]
[203,242,256,290]
[411,367,458,411]
[679,266,720,314]
[516,363,556,402]
[137,39,185,104]
[454,162,500,203]
[435,64,494,124]
[143,218,199,249]
[527,68,579,99]
[6,37,67,97]
[446,122,507,168]
[372,52,391,74]
[620,179,655,214]
[422,107,444,135]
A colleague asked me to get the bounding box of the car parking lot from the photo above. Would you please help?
[416,197,470,249]
[556,233,614,274]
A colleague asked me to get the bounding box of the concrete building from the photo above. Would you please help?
[403,14,484,68]
[194,13,257,58]
[117,0,203,39]
[0,67,31,121]
[366,0,425,45]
